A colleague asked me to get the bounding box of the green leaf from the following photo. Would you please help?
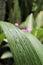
[1,51,13,59]
[31,28,43,43]
[0,0,6,20]
[32,0,43,17]
[36,11,43,28]
[0,33,5,45]
[25,33,43,64]
[9,0,21,23]
[21,13,34,29]
[0,21,43,65]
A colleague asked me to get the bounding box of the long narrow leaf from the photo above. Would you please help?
[0,21,43,65]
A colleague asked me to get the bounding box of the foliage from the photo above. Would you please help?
[0,33,5,45]
[20,13,34,28]
[31,28,43,43]
[32,0,43,17]
[0,0,43,65]
[1,51,12,59]
[9,0,21,23]
[35,11,43,28]
[0,0,43,23]
[0,21,43,65]
[0,0,6,20]
[0,0,34,23]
